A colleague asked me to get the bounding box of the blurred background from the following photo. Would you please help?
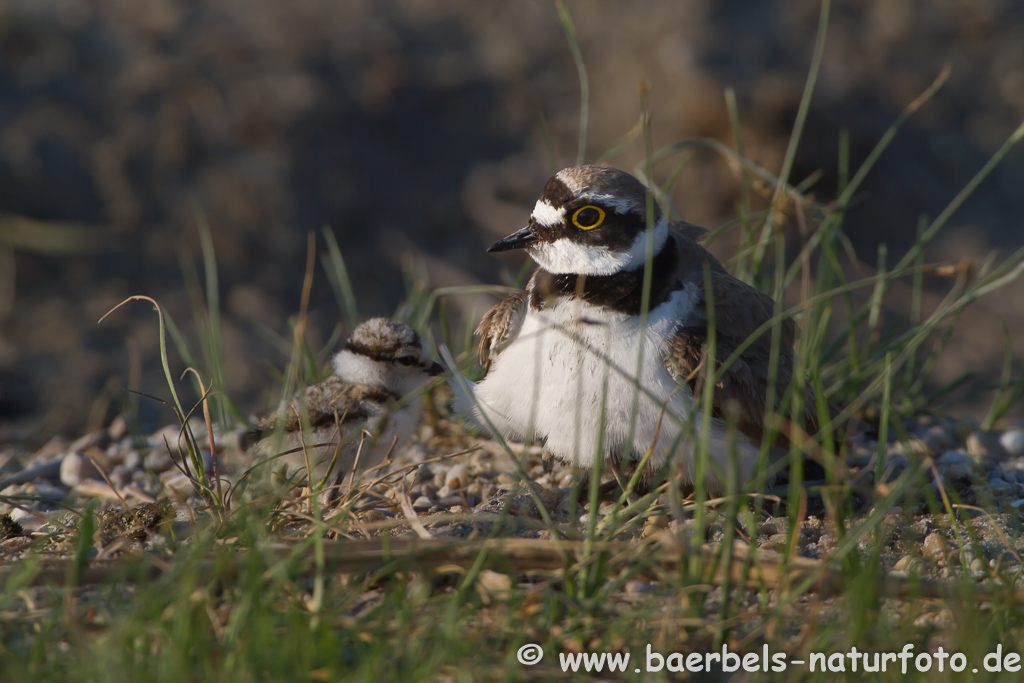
[1,0,1023,442]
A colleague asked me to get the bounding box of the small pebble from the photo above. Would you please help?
[69,430,110,454]
[966,431,1007,466]
[883,455,909,478]
[920,424,955,454]
[59,453,102,487]
[937,451,974,480]
[1000,429,1024,457]
[144,449,174,472]
[923,532,947,559]
[759,518,787,536]
[9,510,47,530]
[893,556,919,572]
[476,570,511,602]
[160,472,196,502]
[445,464,469,490]
[624,579,653,595]
[107,415,129,441]
[122,450,142,470]
[989,479,1014,497]
[412,496,434,512]
[109,466,132,488]
[762,533,789,551]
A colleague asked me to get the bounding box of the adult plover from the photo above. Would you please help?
[446,165,822,494]
[243,318,442,496]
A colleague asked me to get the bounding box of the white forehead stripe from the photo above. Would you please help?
[555,168,585,192]
[531,199,566,228]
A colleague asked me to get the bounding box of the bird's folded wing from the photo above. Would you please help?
[252,376,392,437]
[665,271,818,441]
[476,290,528,368]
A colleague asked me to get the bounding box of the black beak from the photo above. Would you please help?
[487,225,538,253]
[427,361,445,376]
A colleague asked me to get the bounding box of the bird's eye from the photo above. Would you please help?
[572,205,605,230]
[397,356,417,366]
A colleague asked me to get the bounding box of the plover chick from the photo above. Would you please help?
[243,318,442,499]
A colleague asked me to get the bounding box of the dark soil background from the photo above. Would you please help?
[2,0,1023,442]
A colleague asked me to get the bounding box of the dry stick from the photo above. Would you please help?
[924,455,968,564]
[346,431,373,492]
[291,405,316,504]
[399,490,435,540]
[323,407,347,487]
[85,455,132,514]
[9,537,1018,604]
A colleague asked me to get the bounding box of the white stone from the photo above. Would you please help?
[59,453,101,487]
[122,451,142,470]
[70,430,107,453]
[1000,429,1024,457]
[160,471,196,502]
[144,448,174,472]
[445,464,469,490]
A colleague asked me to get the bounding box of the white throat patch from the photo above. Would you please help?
[529,215,669,276]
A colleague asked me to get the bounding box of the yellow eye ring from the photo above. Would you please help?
[571,205,605,230]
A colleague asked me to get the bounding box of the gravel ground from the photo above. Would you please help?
[4,389,1024,587]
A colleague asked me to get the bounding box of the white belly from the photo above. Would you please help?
[469,289,697,469]
[459,287,763,490]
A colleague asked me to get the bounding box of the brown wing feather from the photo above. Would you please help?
[476,290,528,368]
[246,376,396,446]
[666,270,817,443]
